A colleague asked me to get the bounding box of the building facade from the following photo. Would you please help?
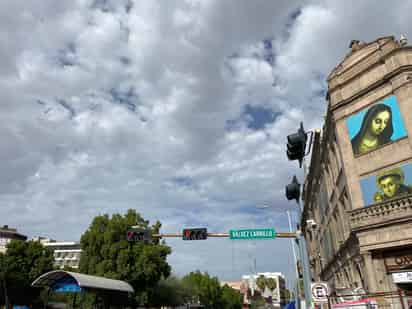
[302,36,412,309]
[33,237,82,269]
[0,225,27,253]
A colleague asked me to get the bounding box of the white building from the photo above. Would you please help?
[0,225,27,253]
[242,272,287,308]
[32,237,82,269]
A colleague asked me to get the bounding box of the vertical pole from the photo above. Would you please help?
[2,278,9,309]
[288,210,301,309]
[327,295,332,309]
[298,229,312,309]
[299,158,313,309]
[72,292,77,309]
[79,290,85,309]
[43,288,51,309]
[287,211,299,281]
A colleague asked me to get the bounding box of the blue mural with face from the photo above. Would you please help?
[346,95,407,156]
[360,163,412,206]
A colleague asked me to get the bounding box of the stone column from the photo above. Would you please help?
[362,251,378,293]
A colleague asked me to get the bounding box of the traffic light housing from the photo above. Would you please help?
[286,122,307,167]
[182,228,208,240]
[127,228,151,243]
[286,175,301,203]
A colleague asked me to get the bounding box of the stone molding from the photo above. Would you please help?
[328,44,412,111]
[349,195,412,231]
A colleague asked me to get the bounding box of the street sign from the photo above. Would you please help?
[311,282,329,303]
[392,272,412,283]
[229,228,276,240]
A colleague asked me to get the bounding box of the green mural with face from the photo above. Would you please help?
[346,95,407,156]
[373,167,412,202]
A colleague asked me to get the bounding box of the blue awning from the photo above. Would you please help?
[32,270,134,293]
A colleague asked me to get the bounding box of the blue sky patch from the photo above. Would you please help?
[225,105,281,131]
[171,176,193,187]
[244,105,280,130]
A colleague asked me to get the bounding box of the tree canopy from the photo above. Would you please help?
[181,271,242,309]
[0,240,54,307]
[79,209,172,306]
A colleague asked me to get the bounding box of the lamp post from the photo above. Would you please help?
[285,175,313,309]
[255,205,300,307]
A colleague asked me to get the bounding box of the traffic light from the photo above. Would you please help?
[127,228,151,243]
[286,175,301,203]
[286,122,307,167]
[182,228,208,240]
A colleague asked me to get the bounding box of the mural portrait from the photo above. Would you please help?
[360,163,412,206]
[346,95,407,156]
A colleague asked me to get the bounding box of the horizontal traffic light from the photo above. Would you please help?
[127,229,151,242]
[182,228,208,240]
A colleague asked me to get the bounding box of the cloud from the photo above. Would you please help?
[2,0,411,283]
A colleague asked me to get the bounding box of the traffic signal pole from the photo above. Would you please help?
[285,124,315,309]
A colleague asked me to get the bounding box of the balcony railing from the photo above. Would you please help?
[349,195,412,231]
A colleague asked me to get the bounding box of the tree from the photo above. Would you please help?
[256,275,266,292]
[181,271,222,309]
[250,295,266,309]
[149,276,193,307]
[0,240,54,307]
[79,209,172,306]
[220,284,242,309]
[266,278,277,291]
[280,288,292,303]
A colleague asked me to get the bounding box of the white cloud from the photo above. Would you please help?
[2,0,411,283]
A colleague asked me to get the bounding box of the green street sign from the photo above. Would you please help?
[229,228,276,240]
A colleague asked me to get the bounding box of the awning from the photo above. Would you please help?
[31,270,134,293]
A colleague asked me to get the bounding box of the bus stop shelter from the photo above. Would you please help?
[32,270,134,308]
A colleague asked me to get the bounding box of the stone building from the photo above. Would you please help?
[302,36,412,309]
[0,225,27,253]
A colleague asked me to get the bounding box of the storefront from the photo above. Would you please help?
[384,248,412,309]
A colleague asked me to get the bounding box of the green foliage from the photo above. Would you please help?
[250,295,266,309]
[0,240,54,306]
[220,284,243,309]
[180,271,243,309]
[256,275,266,291]
[182,271,222,309]
[79,209,172,306]
[148,276,192,307]
[266,278,277,291]
[280,288,292,302]
[145,272,242,309]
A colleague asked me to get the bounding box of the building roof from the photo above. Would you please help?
[32,270,134,293]
[43,242,80,247]
[0,226,27,240]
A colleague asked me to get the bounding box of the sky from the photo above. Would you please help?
[2,0,412,287]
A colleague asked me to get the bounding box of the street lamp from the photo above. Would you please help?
[254,205,300,304]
